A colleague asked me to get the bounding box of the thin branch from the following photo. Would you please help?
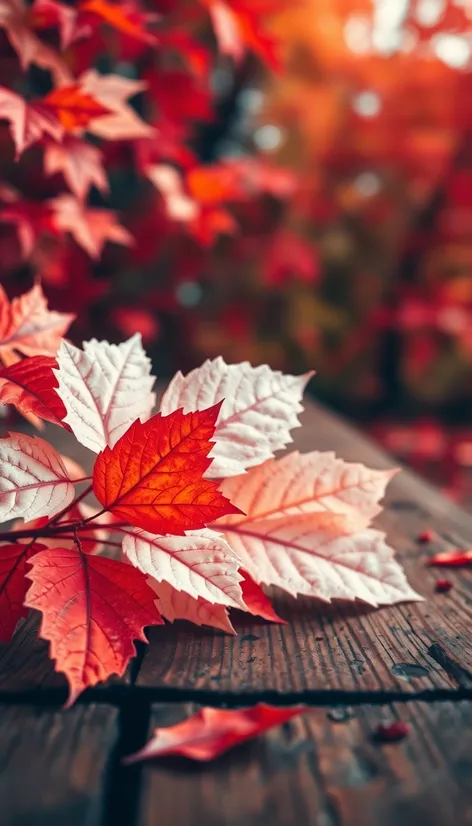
[49,484,93,526]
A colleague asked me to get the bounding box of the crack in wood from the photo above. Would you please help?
[2,684,472,709]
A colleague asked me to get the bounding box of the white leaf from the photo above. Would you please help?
[221,516,422,606]
[149,580,235,634]
[54,334,156,453]
[0,432,74,522]
[218,451,396,526]
[213,451,419,606]
[159,357,313,477]
[122,528,245,609]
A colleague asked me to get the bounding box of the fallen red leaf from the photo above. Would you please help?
[123,703,307,763]
[428,550,472,566]
[417,530,435,543]
[435,578,453,593]
[92,404,241,534]
[25,547,163,704]
[374,721,409,743]
[0,356,67,426]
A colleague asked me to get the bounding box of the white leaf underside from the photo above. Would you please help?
[149,579,235,634]
[160,357,313,477]
[220,516,421,606]
[219,451,397,526]
[54,333,156,453]
[122,528,245,609]
[0,431,74,522]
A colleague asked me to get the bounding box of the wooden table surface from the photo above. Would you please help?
[2,399,472,826]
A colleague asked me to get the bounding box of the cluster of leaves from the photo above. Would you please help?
[0,283,420,704]
[0,0,301,352]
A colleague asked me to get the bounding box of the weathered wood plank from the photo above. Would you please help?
[136,399,472,700]
[136,700,472,826]
[0,703,118,826]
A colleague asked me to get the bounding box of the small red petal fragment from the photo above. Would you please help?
[417,530,435,543]
[428,550,472,567]
[435,579,453,593]
[375,721,409,743]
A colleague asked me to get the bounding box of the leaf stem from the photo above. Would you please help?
[49,484,93,526]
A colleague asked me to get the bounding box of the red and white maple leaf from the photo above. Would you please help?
[150,579,236,634]
[0,0,72,85]
[122,528,245,609]
[0,431,75,522]
[79,70,154,140]
[0,540,45,641]
[49,194,132,258]
[92,404,241,535]
[124,704,307,763]
[160,358,313,477]
[0,283,75,366]
[0,355,66,426]
[41,84,112,133]
[80,0,159,45]
[54,334,156,453]
[30,0,91,50]
[214,455,420,605]
[25,548,163,704]
[43,137,108,200]
[0,86,63,158]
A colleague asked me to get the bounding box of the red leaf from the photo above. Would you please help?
[435,579,453,593]
[0,86,63,158]
[201,0,282,68]
[417,530,435,543]
[428,550,472,566]
[0,0,72,85]
[43,137,108,201]
[0,283,74,366]
[30,0,91,50]
[50,194,132,258]
[92,404,241,535]
[0,541,45,641]
[0,356,66,426]
[25,548,163,705]
[41,84,112,132]
[240,573,286,624]
[374,721,409,743]
[80,0,159,45]
[124,703,307,763]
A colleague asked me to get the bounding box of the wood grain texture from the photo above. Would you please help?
[136,399,472,700]
[136,700,472,826]
[0,703,118,826]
